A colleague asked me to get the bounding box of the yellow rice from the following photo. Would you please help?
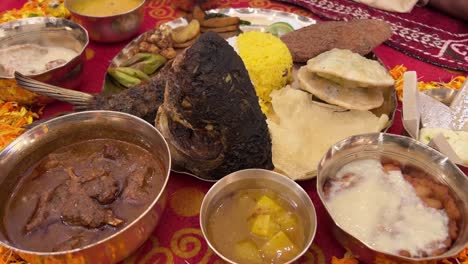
[237,31,293,114]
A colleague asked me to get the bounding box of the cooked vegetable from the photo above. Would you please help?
[201,25,239,33]
[201,16,240,28]
[108,67,149,88]
[171,20,200,44]
[173,36,199,48]
[254,195,284,214]
[249,214,280,238]
[192,5,205,22]
[261,231,298,261]
[234,240,262,263]
[121,53,167,75]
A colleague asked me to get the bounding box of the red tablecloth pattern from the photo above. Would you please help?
[0,0,467,263]
[278,0,468,72]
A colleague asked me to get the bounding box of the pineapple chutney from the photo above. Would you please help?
[207,189,305,264]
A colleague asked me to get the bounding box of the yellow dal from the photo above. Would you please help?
[237,31,293,114]
[71,0,142,17]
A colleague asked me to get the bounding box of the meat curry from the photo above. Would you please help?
[2,139,164,252]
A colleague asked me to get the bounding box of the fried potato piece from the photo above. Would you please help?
[281,19,392,63]
[171,20,200,44]
[201,25,239,33]
[173,34,200,48]
[201,17,240,28]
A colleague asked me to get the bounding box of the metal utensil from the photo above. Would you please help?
[317,133,468,263]
[0,111,171,264]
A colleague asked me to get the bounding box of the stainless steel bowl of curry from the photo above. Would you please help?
[200,169,317,264]
[0,111,171,263]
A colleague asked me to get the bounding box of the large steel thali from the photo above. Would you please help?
[102,8,397,181]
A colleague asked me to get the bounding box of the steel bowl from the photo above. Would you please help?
[0,111,171,264]
[200,169,317,264]
[65,0,146,43]
[0,17,88,90]
[316,133,468,263]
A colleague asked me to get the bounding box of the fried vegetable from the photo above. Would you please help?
[121,53,167,75]
[234,240,263,263]
[193,5,206,22]
[201,25,239,33]
[173,35,199,48]
[171,20,200,44]
[108,67,149,88]
[204,13,251,25]
[200,16,240,28]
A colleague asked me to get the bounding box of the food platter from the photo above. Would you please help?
[101,8,398,182]
[2,3,467,264]
[101,8,316,95]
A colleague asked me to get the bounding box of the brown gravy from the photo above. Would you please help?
[2,139,164,252]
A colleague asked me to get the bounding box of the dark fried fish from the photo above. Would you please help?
[281,19,392,62]
[156,32,273,180]
[15,32,273,181]
[15,66,168,124]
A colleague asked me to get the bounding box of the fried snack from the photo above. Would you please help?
[297,67,384,110]
[281,19,392,63]
[173,34,200,48]
[193,5,206,22]
[171,20,200,44]
[201,25,239,33]
[200,17,240,28]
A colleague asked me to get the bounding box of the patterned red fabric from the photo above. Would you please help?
[278,0,468,72]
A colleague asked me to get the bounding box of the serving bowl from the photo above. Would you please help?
[65,0,146,43]
[200,169,317,264]
[0,17,88,90]
[316,133,468,263]
[0,111,171,264]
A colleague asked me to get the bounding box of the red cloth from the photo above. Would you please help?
[0,0,466,263]
[278,0,468,72]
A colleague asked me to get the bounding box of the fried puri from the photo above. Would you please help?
[280,19,392,63]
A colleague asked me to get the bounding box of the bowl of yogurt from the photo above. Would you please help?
[317,133,468,263]
[0,17,89,90]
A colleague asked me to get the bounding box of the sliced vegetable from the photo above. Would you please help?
[267,22,294,37]
[121,53,167,75]
[107,67,149,88]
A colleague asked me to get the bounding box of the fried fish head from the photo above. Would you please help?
[156,32,273,180]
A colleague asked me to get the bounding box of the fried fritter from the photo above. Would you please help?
[280,19,392,62]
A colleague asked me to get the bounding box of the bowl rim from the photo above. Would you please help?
[65,0,146,18]
[0,110,171,256]
[0,16,89,79]
[199,168,317,264]
[316,132,468,261]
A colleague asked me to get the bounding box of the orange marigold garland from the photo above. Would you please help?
[0,0,70,23]
[389,65,466,101]
[0,101,40,151]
